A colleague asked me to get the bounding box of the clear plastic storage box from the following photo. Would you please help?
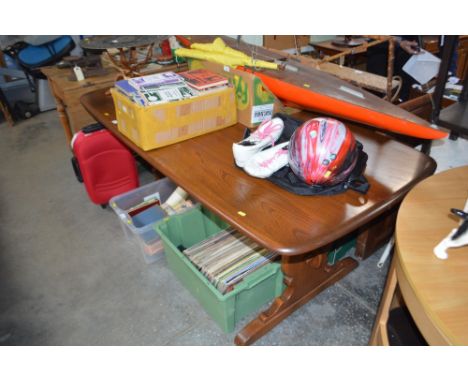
[110,177,191,264]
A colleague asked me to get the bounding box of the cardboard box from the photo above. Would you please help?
[111,86,237,151]
[263,35,311,51]
[188,59,283,128]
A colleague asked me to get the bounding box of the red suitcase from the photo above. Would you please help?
[71,124,139,207]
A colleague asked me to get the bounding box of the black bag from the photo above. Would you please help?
[243,113,370,196]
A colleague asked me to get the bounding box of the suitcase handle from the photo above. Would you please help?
[71,157,83,183]
[82,123,105,134]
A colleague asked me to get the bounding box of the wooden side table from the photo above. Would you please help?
[42,61,189,146]
[309,38,369,67]
[41,66,120,145]
[370,166,468,345]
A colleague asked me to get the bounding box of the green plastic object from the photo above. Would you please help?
[155,205,284,333]
[327,237,356,266]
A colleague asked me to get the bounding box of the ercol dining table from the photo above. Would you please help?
[81,88,436,345]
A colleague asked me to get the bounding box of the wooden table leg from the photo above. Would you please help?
[47,81,73,146]
[368,257,397,345]
[234,252,358,345]
[55,97,73,145]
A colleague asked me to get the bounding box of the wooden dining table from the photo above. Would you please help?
[81,88,436,345]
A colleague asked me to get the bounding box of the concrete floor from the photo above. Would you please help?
[0,111,467,346]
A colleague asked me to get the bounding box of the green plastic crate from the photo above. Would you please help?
[155,205,284,333]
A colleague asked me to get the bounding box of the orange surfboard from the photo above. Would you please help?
[187,36,447,140]
[239,67,447,140]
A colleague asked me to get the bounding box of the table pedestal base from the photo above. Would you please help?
[235,253,358,345]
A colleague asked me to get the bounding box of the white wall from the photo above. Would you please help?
[310,35,336,43]
[228,35,337,46]
[227,35,263,46]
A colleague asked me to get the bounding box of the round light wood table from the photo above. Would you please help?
[395,165,468,345]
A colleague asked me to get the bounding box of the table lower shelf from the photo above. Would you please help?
[438,100,468,134]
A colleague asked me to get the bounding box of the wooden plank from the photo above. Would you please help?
[260,47,399,94]
[316,61,398,94]
[189,36,397,94]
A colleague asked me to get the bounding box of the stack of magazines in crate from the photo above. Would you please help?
[183,228,277,294]
[115,69,229,106]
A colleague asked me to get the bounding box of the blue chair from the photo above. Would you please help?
[2,36,75,114]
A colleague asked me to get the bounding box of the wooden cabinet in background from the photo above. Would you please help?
[263,35,310,50]
[456,36,468,81]
[422,35,440,54]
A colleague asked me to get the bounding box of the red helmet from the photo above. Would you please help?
[288,117,358,186]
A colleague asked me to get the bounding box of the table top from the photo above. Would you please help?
[80,35,165,50]
[310,38,369,54]
[396,165,468,345]
[41,66,119,93]
[81,88,436,256]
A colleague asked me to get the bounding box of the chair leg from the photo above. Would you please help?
[0,99,14,127]
[449,131,459,141]
[369,257,398,345]
[421,140,432,155]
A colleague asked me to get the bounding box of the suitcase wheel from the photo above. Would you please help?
[71,157,83,183]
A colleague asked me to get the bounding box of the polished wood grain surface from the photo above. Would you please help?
[395,166,468,345]
[81,88,436,256]
[82,87,437,345]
